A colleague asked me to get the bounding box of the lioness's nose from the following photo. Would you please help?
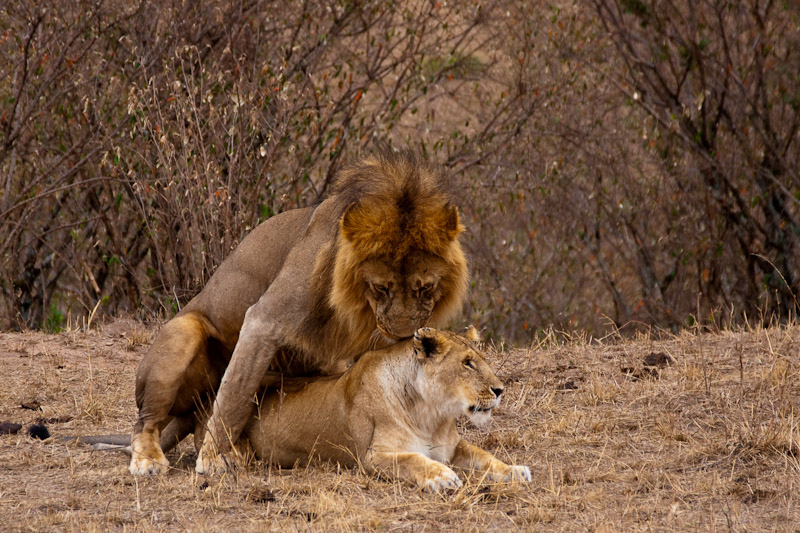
[491,387,504,398]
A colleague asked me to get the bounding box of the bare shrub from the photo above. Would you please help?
[592,0,800,323]
[2,0,799,342]
[464,0,800,340]
[1,0,534,331]
[457,1,690,338]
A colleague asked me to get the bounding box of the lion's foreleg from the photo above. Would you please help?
[449,439,531,483]
[367,450,463,492]
[196,317,279,475]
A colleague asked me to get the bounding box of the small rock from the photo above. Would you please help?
[36,415,73,424]
[557,379,579,391]
[0,421,23,435]
[20,400,42,410]
[27,424,50,440]
[247,487,276,503]
[643,352,675,368]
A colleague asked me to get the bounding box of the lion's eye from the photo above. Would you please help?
[463,359,476,370]
[373,284,390,297]
[418,283,434,298]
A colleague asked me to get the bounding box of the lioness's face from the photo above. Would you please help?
[360,251,449,340]
[413,327,504,426]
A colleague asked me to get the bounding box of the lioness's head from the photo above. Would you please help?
[412,326,503,426]
[330,150,469,341]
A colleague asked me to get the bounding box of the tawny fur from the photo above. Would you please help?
[328,151,468,347]
[227,327,532,491]
[129,149,469,476]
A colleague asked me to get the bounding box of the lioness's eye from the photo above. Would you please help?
[463,359,476,370]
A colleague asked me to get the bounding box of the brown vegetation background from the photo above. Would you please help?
[2,0,799,342]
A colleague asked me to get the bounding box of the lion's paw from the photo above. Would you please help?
[504,465,532,482]
[129,435,169,475]
[129,452,169,476]
[421,467,463,492]
[195,446,237,475]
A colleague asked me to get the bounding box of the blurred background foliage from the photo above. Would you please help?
[1,0,798,342]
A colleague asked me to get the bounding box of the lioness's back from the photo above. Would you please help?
[245,374,356,467]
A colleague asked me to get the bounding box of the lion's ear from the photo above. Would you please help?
[443,203,462,241]
[413,328,439,360]
[463,325,481,342]
[340,202,361,242]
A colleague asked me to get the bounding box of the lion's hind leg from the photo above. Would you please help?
[130,312,221,475]
[130,419,171,475]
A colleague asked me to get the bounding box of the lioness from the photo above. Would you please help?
[131,149,469,475]
[233,327,531,491]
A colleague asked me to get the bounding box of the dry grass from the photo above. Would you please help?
[1,320,799,531]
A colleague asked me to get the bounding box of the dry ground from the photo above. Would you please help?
[1,319,799,532]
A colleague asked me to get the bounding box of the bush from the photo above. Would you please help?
[2,0,798,341]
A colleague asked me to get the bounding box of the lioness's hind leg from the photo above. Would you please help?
[130,313,219,475]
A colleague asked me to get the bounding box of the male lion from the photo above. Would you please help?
[131,149,469,475]
[212,327,531,491]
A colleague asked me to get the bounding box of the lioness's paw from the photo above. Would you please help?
[504,465,532,482]
[421,467,463,492]
[129,453,169,476]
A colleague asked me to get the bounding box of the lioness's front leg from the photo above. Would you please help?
[368,451,463,492]
[196,315,280,475]
[449,439,531,482]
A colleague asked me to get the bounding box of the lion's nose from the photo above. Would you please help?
[491,387,504,398]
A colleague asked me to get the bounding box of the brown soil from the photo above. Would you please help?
[1,320,798,531]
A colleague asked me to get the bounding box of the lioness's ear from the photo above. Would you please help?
[463,325,481,342]
[413,328,439,359]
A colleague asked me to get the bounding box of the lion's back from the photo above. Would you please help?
[183,206,316,337]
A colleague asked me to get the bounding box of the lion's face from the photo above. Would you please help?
[413,327,504,426]
[329,152,469,347]
[360,251,450,340]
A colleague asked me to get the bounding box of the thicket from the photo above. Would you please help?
[1,0,798,342]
